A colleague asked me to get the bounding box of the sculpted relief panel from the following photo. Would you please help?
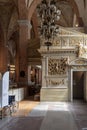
[41,36,87,48]
[46,78,68,87]
[40,27,87,49]
[53,37,84,47]
[48,58,68,75]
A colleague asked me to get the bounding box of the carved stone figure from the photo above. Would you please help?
[78,43,86,57]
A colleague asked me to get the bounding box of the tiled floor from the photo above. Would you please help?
[39,102,78,130]
[12,99,39,117]
[69,100,87,130]
[0,99,87,130]
[0,98,40,129]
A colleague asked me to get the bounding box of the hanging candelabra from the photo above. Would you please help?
[37,0,61,50]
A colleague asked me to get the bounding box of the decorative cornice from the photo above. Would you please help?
[18,20,32,29]
[38,47,78,54]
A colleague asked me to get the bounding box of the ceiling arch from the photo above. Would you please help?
[28,0,79,22]
[28,0,81,29]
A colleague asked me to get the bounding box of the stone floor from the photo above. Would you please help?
[0,100,87,130]
[69,100,87,130]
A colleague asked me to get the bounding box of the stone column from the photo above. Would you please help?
[0,29,8,73]
[46,57,48,76]
[18,20,32,86]
[0,43,8,73]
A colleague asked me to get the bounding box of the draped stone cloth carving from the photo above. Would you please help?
[8,39,16,58]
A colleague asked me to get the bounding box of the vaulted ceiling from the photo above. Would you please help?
[31,0,81,39]
[0,0,86,42]
[0,0,18,42]
[0,0,86,65]
[0,0,85,40]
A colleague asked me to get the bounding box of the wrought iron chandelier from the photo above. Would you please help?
[37,0,61,50]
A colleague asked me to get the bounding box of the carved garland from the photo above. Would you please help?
[46,78,68,87]
[72,65,87,70]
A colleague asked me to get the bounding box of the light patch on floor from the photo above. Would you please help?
[28,103,48,117]
[48,102,69,111]
[39,102,78,130]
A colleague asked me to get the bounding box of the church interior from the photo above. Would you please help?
[0,0,87,130]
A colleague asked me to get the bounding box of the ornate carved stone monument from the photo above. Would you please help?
[39,27,87,101]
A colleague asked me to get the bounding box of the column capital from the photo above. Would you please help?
[18,20,32,29]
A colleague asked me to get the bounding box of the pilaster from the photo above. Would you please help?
[18,20,32,39]
[41,56,46,87]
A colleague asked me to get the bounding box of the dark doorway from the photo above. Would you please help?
[73,71,84,100]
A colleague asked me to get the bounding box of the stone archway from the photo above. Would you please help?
[69,58,87,102]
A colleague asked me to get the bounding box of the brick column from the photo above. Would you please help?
[0,28,8,73]
[18,20,32,86]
